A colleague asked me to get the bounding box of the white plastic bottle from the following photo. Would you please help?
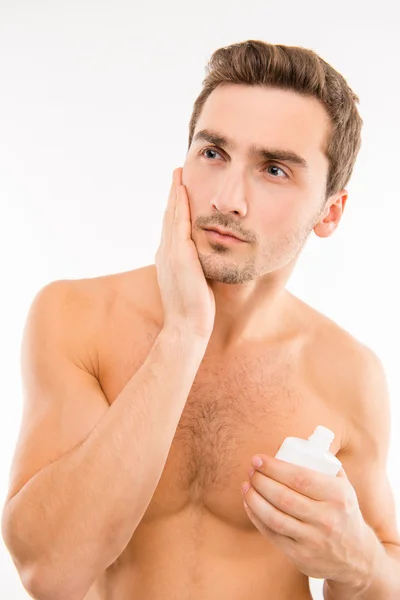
[274,425,342,476]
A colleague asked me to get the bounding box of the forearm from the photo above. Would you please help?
[3,326,208,600]
[324,542,400,600]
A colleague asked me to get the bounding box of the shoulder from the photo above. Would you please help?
[28,265,158,375]
[35,264,157,319]
[289,293,389,451]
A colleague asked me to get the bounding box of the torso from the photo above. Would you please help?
[78,264,353,600]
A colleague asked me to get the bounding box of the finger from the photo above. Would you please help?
[172,181,192,247]
[161,168,181,251]
[251,471,321,525]
[244,500,276,536]
[244,484,310,543]
[336,468,348,479]
[244,500,299,555]
[244,500,308,573]
[253,455,343,502]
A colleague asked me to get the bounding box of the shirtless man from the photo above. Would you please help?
[2,40,400,600]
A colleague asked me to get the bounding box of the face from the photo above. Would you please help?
[182,84,347,285]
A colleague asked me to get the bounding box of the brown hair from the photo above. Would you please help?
[188,40,363,201]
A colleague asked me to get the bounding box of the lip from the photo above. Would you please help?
[204,227,246,242]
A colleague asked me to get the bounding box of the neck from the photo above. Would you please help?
[206,262,297,353]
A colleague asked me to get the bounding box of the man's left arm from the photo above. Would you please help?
[324,346,400,599]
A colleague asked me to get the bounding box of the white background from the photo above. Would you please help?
[1,1,399,598]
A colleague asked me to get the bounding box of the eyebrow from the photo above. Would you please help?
[192,128,309,170]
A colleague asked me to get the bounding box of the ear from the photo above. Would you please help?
[314,189,348,239]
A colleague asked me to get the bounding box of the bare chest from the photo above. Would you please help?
[97,315,345,523]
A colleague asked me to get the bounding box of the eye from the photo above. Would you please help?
[201,147,223,161]
[265,165,288,179]
[200,147,288,179]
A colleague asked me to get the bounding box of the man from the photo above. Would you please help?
[2,39,400,600]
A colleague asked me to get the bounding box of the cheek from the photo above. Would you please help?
[258,187,313,228]
[182,155,213,188]
[257,201,298,232]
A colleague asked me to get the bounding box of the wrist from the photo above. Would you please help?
[325,527,386,597]
[160,324,211,350]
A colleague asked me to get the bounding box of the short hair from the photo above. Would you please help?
[188,40,363,200]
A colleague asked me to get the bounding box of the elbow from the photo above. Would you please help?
[2,519,85,600]
[1,507,58,600]
[2,503,96,600]
[21,564,89,600]
[20,564,56,600]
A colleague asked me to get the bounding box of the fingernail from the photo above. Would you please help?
[241,482,251,494]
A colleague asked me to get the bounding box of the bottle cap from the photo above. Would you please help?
[307,425,334,451]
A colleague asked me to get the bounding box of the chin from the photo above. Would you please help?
[197,253,257,285]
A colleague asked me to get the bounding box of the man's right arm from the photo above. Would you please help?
[1,280,209,600]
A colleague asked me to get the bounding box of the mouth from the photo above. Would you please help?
[204,228,246,244]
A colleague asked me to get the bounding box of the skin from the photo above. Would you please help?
[81,84,398,598]
[181,84,347,350]
[5,84,400,600]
